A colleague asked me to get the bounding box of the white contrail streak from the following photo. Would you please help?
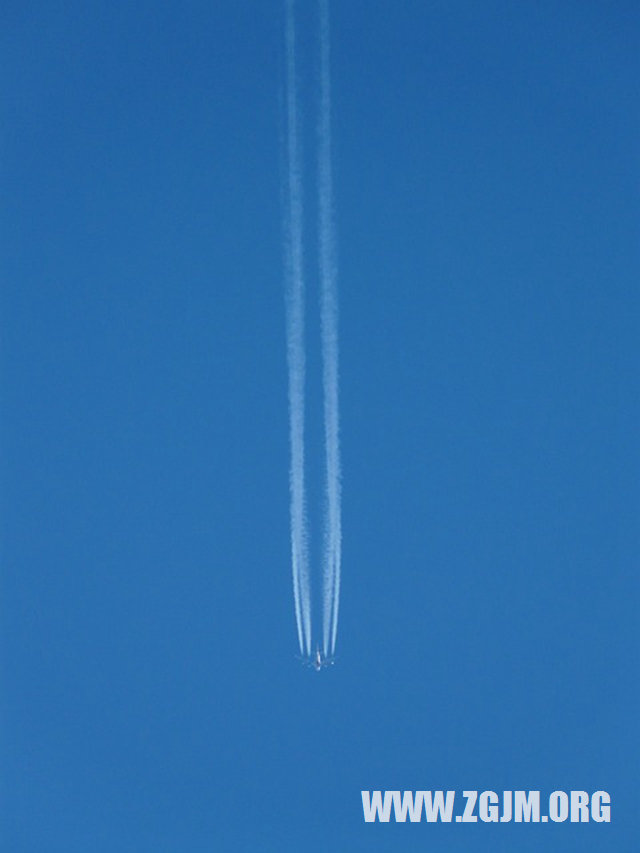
[318,0,342,658]
[283,0,340,664]
[284,0,311,656]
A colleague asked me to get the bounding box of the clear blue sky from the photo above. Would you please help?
[1,2,638,850]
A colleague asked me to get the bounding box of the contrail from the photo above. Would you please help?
[284,0,311,656]
[283,0,341,665]
[318,0,342,658]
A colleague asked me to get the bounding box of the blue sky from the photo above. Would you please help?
[1,2,638,850]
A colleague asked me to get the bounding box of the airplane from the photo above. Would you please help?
[312,647,335,671]
[296,647,336,670]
